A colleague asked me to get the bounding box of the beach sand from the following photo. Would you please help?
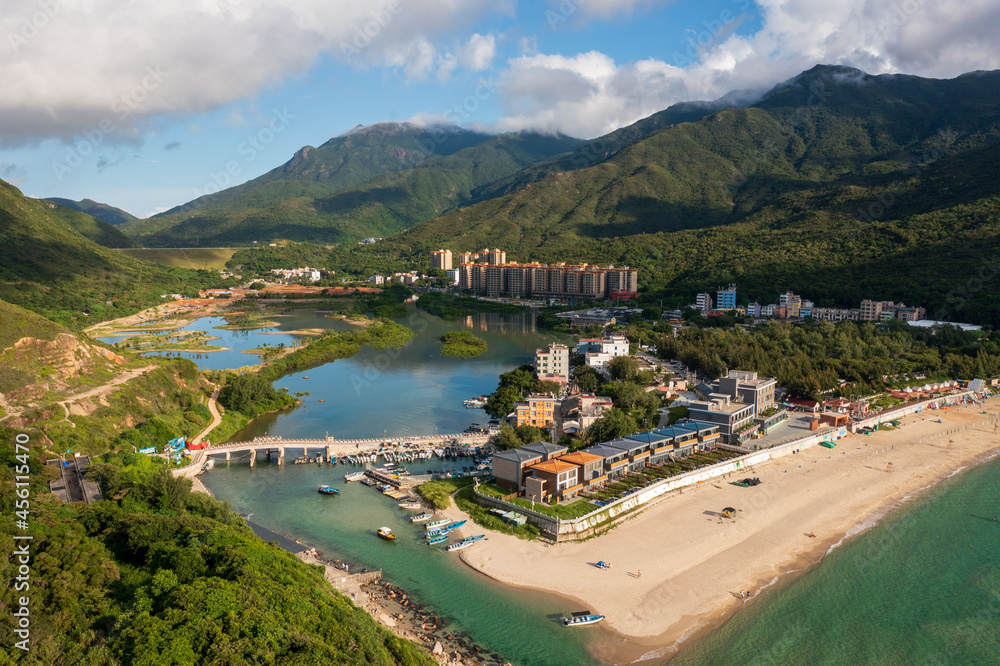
[453,398,1000,664]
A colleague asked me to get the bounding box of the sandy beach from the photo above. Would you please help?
[451,398,1000,663]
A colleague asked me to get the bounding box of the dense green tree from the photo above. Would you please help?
[587,407,639,443]
[608,355,640,381]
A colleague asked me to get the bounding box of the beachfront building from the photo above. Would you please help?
[535,343,570,383]
[687,394,755,445]
[512,394,558,429]
[585,443,631,481]
[430,249,453,271]
[558,451,607,490]
[492,448,544,492]
[715,370,777,415]
[520,441,567,461]
[523,458,581,502]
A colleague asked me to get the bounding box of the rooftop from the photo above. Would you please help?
[557,451,604,465]
[527,458,578,474]
[520,441,568,457]
[492,448,544,464]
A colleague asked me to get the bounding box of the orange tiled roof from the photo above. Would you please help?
[527,459,577,474]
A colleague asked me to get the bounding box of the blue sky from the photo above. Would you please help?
[1,0,998,218]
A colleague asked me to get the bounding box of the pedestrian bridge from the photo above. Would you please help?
[196,432,492,466]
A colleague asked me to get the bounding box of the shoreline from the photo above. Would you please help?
[452,399,1000,665]
[192,476,507,665]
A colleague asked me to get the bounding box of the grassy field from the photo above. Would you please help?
[115,247,241,270]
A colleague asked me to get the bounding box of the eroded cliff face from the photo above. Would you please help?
[0,332,127,415]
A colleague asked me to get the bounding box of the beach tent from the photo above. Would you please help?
[722,507,736,518]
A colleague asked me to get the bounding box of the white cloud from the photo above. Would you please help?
[457,33,497,70]
[495,0,1000,137]
[0,0,506,145]
[145,205,170,218]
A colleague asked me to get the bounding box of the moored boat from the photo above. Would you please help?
[317,485,340,495]
[398,501,422,510]
[376,527,396,541]
[426,535,448,545]
[411,513,434,523]
[344,471,366,482]
[820,441,835,449]
[561,612,605,627]
[425,518,452,530]
[202,458,215,471]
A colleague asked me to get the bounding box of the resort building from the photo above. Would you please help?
[520,441,568,461]
[535,343,570,383]
[585,443,631,481]
[523,458,580,502]
[430,249,453,271]
[512,394,558,429]
[715,370,777,415]
[492,448,544,492]
[557,451,607,490]
[687,394,755,445]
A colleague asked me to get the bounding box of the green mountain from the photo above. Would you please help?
[371,65,1000,325]
[123,124,583,246]
[45,196,138,226]
[43,199,142,248]
[0,179,223,326]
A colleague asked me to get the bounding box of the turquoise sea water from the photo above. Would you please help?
[669,452,1000,665]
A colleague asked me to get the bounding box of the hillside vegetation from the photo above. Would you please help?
[0,440,432,665]
[370,66,1000,325]
[0,180,228,326]
[124,126,582,247]
[45,196,139,227]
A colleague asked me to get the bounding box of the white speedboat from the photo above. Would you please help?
[562,612,605,627]
[344,471,366,482]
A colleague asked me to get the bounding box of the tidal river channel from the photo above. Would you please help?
[165,305,606,665]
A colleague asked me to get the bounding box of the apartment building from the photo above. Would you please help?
[430,249,453,271]
[687,393,756,445]
[716,284,737,311]
[535,343,570,383]
[695,292,713,312]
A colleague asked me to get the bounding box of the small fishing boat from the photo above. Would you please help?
[398,501,422,510]
[426,535,448,545]
[425,518,452,530]
[440,519,467,532]
[376,527,396,541]
[318,485,339,495]
[202,459,215,471]
[820,441,835,449]
[562,612,605,627]
[344,471,366,482]
[446,539,477,552]
[411,513,434,523]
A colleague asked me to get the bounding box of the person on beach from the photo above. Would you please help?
[637,570,641,579]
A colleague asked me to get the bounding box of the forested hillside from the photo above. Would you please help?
[0,180,227,326]
[123,126,582,247]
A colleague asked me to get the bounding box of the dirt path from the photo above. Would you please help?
[192,389,221,445]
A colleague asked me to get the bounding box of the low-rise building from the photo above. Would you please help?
[687,394,755,445]
[491,448,544,492]
[557,450,607,490]
[535,343,570,383]
[512,394,558,429]
[523,458,581,501]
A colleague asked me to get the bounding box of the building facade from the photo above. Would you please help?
[430,249,453,271]
[535,343,570,383]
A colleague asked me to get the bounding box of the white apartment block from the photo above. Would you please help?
[535,343,570,383]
